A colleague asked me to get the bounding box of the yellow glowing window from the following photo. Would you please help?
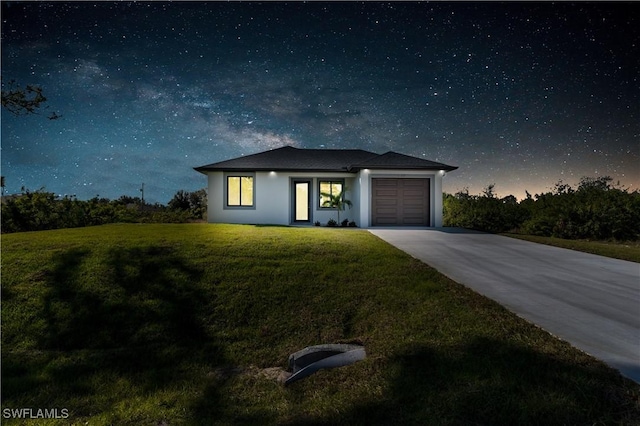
[319,180,343,208]
[227,176,254,206]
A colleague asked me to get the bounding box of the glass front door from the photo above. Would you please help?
[293,180,311,222]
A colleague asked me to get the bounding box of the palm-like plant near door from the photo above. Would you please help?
[321,187,352,224]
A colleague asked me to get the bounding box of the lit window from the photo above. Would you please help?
[319,180,343,208]
[227,176,254,206]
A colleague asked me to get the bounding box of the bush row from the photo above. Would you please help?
[444,177,640,241]
[1,189,206,233]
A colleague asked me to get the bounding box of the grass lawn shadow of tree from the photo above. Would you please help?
[2,245,228,421]
[285,337,640,425]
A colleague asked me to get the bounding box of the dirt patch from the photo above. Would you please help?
[208,365,291,383]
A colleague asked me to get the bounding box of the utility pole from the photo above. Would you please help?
[140,183,145,204]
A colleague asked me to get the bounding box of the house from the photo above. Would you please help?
[194,146,457,227]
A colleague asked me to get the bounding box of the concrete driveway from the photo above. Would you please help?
[369,228,640,383]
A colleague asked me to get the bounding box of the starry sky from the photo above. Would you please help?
[2,1,638,203]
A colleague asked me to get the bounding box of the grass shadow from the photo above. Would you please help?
[3,225,638,424]
[2,245,227,421]
[294,337,639,425]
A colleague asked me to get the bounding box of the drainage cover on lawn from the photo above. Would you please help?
[284,343,366,385]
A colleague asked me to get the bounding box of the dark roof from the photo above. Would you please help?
[194,146,457,173]
[350,151,458,171]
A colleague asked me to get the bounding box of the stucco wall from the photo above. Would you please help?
[206,168,447,227]
[206,171,358,226]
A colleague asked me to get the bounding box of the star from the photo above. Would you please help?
[1,2,638,202]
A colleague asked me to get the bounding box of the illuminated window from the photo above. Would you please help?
[227,176,254,207]
[319,180,343,208]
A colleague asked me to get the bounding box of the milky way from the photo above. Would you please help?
[2,2,638,203]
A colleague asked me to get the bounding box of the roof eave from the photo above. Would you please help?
[196,166,459,173]
[350,165,458,172]
[193,167,355,173]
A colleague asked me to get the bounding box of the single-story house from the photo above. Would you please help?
[194,146,457,227]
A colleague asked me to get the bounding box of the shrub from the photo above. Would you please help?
[443,177,640,241]
[168,189,207,220]
[1,187,208,233]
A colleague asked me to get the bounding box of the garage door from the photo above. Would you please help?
[371,178,430,226]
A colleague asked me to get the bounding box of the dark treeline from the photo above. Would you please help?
[1,188,206,234]
[3,177,639,240]
[444,176,640,241]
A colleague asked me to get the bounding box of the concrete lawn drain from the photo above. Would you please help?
[207,344,367,385]
[284,344,366,385]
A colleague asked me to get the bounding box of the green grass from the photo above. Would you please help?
[2,224,639,425]
[502,233,640,263]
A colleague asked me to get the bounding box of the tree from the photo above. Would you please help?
[168,190,191,211]
[482,183,497,199]
[114,195,143,206]
[168,189,207,220]
[443,177,639,241]
[320,186,352,224]
[577,176,613,192]
[188,189,207,219]
[1,78,61,119]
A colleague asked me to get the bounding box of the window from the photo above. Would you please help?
[319,180,343,208]
[227,176,254,207]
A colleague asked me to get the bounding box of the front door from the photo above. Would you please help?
[292,180,312,223]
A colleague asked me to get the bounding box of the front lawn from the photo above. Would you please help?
[2,224,638,425]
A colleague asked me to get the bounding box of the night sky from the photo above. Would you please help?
[2,1,638,203]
